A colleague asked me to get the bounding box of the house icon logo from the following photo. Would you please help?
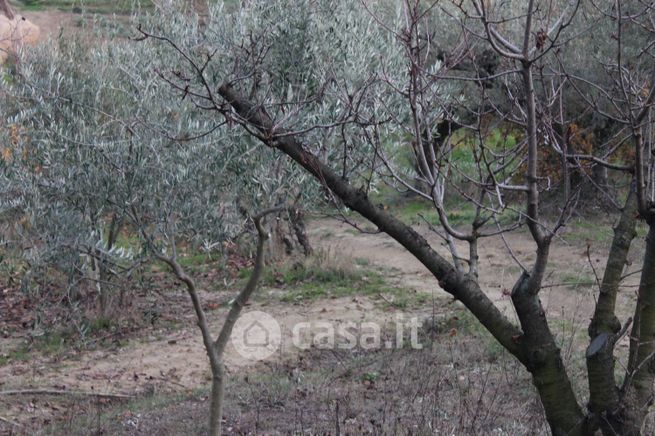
[231,310,281,361]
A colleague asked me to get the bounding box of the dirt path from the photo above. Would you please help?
[309,217,641,322]
[0,217,643,427]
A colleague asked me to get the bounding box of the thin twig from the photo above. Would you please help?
[0,389,133,399]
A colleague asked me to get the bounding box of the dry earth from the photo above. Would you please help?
[0,215,645,431]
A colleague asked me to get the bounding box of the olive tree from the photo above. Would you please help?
[1,6,316,434]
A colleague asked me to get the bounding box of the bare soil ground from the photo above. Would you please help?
[16,10,78,37]
[0,214,645,434]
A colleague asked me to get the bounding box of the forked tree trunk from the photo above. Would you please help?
[150,207,278,436]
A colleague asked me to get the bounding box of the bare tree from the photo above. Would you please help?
[134,206,280,436]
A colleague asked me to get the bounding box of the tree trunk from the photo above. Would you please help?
[512,271,587,436]
[585,186,637,433]
[289,207,312,256]
[151,206,279,436]
[621,223,655,434]
[208,358,225,436]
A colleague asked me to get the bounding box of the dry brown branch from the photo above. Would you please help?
[0,389,133,399]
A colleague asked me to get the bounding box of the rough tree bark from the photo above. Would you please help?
[585,185,638,433]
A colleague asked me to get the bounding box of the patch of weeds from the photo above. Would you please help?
[354,258,370,267]
[389,196,498,229]
[558,272,595,289]
[382,291,413,309]
[31,331,69,356]
[423,310,477,336]
[151,248,219,275]
[17,0,45,11]
[423,309,493,339]
[483,339,506,363]
[177,253,216,268]
[392,198,439,226]
[550,318,581,349]
[80,315,132,346]
[23,315,130,359]
[361,371,379,383]
[85,316,115,334]
[0,347,30,366]
[40,388,207,436]
[422,309,504,361]
[563,218,613,244]
[415,293,429,305]
[443,204,477,226]
[241,251,420,307]
[239,371,295,408]
[278,267,394,303]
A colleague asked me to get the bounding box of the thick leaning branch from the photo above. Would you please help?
[216,83,526,361]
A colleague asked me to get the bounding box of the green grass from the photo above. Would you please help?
[0,314,133,367]
[17,0,154,14]
[562,217,614,244]
[16,1,44,11]
[239,253,426,309]
[558,272,596,289]
[278,268,392,303]
[389,196,519,229]
[0,347,30,366]
[0,332,68,367]
[240,260,390,300]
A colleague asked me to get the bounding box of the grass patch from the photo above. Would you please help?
[0,315,132,366]
[252,258,394,302]
[239,251,425,308]
[562,217,614,244]
[0,346,30,366]
[17,0,155,14]
[388,195,519,229]
[0,332,69,367]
